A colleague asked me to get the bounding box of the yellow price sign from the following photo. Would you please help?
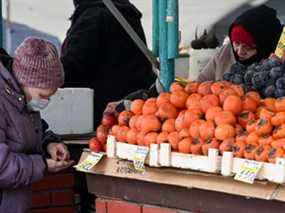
[234,160,263,184]
[74,152,104,172]
[133,146,149,173]
[275,27,285,59]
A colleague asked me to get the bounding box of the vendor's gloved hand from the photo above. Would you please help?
[46,158,74,173]
[47,143,70,161]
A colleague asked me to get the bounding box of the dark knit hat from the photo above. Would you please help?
[229,5,283,63]
[12,37,64,89]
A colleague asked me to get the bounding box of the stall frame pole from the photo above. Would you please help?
[152,0,159,57]
[158,0,178,91]
[167,0,179,59]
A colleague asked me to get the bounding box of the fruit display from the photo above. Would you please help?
[223,58,285,98]
[89,113,117,152]
[90,80,285,163]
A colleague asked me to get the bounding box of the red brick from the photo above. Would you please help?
[32,173,74,191]
[31,207,74,213]
[107,199,141,213]
[96,198,107,213]
[31,191,50,208]
[143,205,179,213]
[51,190,74,206]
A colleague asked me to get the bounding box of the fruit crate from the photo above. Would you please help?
[221,151,285,184]
[106,135,221,173]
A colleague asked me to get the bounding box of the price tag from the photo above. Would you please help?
[234,160,263,184]
[275,27,285,59]
[74,152,104,171]
[133,146,149,173]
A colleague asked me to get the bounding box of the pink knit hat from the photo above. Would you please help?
[12,37,64,89]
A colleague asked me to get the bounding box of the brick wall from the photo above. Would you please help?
[31,172,76,213]
[95,198,191,213]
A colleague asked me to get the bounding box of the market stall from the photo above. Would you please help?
[76,73,285,212]
[72,1,285,212]
[78,151,285,213]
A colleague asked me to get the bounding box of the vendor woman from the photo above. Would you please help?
[103,5,283,115]
[198,5,283,82]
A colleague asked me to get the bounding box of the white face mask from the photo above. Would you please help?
[27,98,50,111]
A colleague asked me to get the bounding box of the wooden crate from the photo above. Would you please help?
[221,151,285,184]
[107,135,221,173]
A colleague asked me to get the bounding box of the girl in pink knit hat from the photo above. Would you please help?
[0,36,73,213]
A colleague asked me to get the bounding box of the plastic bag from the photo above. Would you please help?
[188,48,218,81]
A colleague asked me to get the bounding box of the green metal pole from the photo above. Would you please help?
[158,0,174,91]
[152,0,159,57]
[167,0,179,59]
[0,0,3,48]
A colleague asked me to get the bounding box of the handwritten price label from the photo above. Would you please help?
[275,27,285,59]
[133,146,149,173]
[74,152,104,171]
[234,160,263,184]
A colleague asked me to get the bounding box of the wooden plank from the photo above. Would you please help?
[221,151,285,183]
[78,151,285,202]
[273,185,285,202]
[86,174,285,213]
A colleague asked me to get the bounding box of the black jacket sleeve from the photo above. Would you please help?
[61,9,102,87]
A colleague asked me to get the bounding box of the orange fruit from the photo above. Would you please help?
[185,82,199,94]
[214,111,236,126]
[205,106,223,121]
[178,138,192,154]
[197,81,213,95]
[118,111,133,126]
[200,94,220,113]
[142,98,158,115]
[170,90,189,108]
[130,99,144,115]
[168,131,180,150]
[162,118,176,133]
[215,124,236,140]
[156,92,171,107]
[157,131,169,144]
[144,132,158,147]
[223,95,242,115]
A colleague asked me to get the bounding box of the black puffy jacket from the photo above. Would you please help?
[61,0,155,127]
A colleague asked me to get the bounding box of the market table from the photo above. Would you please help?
[77,150,285,213]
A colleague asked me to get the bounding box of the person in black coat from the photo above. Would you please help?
[61,0,156,127]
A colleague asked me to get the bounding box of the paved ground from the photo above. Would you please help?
[4,0,285,54]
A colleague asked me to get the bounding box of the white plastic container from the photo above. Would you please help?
[175,55,190,79]
[188,48,218,81]
[41,88,94,135]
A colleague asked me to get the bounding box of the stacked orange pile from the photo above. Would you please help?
[90,81,285,163]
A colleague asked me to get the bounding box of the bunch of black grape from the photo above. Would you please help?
[223,58,285,98]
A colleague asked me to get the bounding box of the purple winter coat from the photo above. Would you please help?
[0,62,46,213]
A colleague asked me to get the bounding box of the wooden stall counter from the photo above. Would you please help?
[76,151,285,213]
